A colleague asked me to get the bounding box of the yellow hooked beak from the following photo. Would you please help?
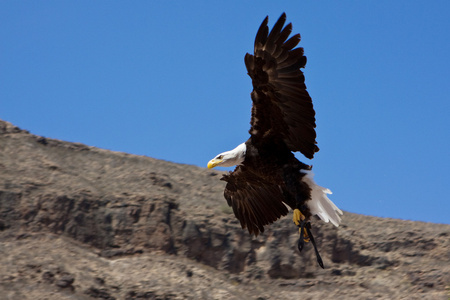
[207,158,222,169]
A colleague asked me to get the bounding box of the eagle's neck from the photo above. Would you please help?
[221,142,246,167]
[229,142,247,165]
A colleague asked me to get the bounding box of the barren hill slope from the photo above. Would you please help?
[0,119,449,300]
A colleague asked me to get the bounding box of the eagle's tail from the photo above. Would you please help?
[301,170,343,227]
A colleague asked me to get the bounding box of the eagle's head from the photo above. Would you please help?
[207,143,246,168]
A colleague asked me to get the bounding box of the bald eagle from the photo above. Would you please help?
[207,13,342,268]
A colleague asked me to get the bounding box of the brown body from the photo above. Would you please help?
[222,138,313,235]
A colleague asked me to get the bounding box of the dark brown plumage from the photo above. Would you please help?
[220,13,319,236]
[245,13,318,158]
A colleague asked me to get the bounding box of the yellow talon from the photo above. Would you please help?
[302,229,310,243]
[293,209,310,242]
[293,208,305,226]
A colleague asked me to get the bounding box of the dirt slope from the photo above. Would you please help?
[0,120,449,300]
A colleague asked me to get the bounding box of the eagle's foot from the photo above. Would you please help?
[296,218,325,269]
[293,209,310,242]
[293,208,305,225]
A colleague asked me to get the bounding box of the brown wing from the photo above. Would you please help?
[244,13,319,159]
[221,165,289,236]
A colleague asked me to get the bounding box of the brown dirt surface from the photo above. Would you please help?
[0,119,449,300]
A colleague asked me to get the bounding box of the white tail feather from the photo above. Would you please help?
[301,170,343,227]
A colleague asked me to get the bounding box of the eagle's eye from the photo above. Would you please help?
[217,155,223,160]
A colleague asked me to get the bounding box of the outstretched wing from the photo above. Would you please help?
[245,13,319,159]
[221,165,290,236]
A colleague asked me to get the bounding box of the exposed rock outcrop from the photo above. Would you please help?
[0,119,449,299]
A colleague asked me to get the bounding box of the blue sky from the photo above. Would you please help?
[1,1,449,224]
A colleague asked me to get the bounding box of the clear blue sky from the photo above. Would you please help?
[1,1,449,224]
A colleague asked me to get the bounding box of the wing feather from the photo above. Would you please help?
[282,34,301,51]
[221,166,289,236]
[264,14,286,54]
[245,13,319,159]
[254,17,269,51]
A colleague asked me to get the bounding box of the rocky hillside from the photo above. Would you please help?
[0,119,449,300]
